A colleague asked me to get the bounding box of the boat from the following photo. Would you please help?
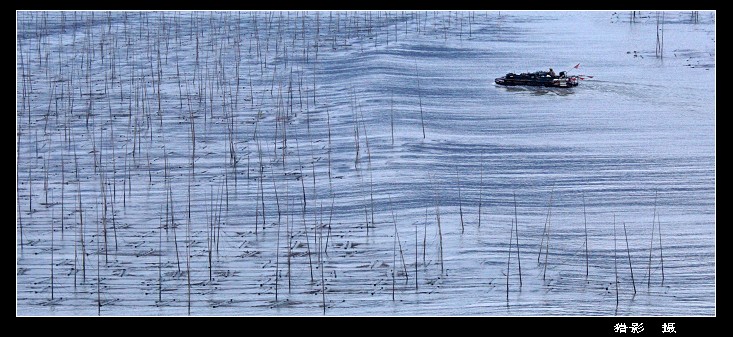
[495,70,579,88]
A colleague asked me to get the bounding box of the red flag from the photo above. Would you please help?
[574,63,580,69]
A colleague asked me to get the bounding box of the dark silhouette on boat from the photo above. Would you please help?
[495,70,579,88]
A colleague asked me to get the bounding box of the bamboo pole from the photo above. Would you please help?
[647,192,657,289]
[514,192,522,287]
[623,221,636,294]
[583,193,589,279]
[614,214,619,309]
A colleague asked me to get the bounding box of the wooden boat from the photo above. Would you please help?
[495,70,579,88]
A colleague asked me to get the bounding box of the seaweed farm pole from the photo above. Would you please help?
[165,151,181,273]
[60,135,65,238]
[390,92,394,146]
[286,194,292,293]
[254,128,265,234]
[468,11,472,37]
[109,169,118,253]
[659,11,664,58]
[538,190,553,263]
[29,132,34,236]
[44,155,49,208]
[658,215,665,285]
[186,125,194,315]
[50,205,54,300]
[76,146,86,283]
[319,206,326,315]
[187,204,191,316]
[415,221,418,292]
[583,193,589,278]
[506,219,513,305]
[478,157,483,228]
[325,197,334,258]
[388,195,409,285]
[359,109,375,227]
[17,132,23,251]
[655,12,661,58]
[356,165,370,236]
[415,60,425,139]
[350,88,360,169]
[301,183,315,283]
[392,218,396,301]
[623,221,636,294]
[423,208,428,266]
[542,190,553,281]
[294,132,314,282]
[457,169,464,234]
[514,192,522,287]
[327,108,332,180]
[614,214,619,309]
[207,187,213,282]
[313,48,319,116]
[254,129,261,234]
[72,144,82,284]
[458,12,463,41]
[432,179,444,274]
[275,189,281,302]
[647,192,657,289]
[18,33,27,131]
[97,199,101,316]
[100,170,108,264]
[259,147,266,232]
[159,208,163,303]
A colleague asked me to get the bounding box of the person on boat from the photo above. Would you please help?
[549,68,556,77]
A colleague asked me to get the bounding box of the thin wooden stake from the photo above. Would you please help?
[507,220,513,305]
[647,192,657,289]
[415,60,425,139]
[583,193,589,279]
[623,221,636,294]
[614,214,619,309]
[514,192,522,287]
[543,191,552,281]
[658,215,665,285]
[457,169,464,234]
